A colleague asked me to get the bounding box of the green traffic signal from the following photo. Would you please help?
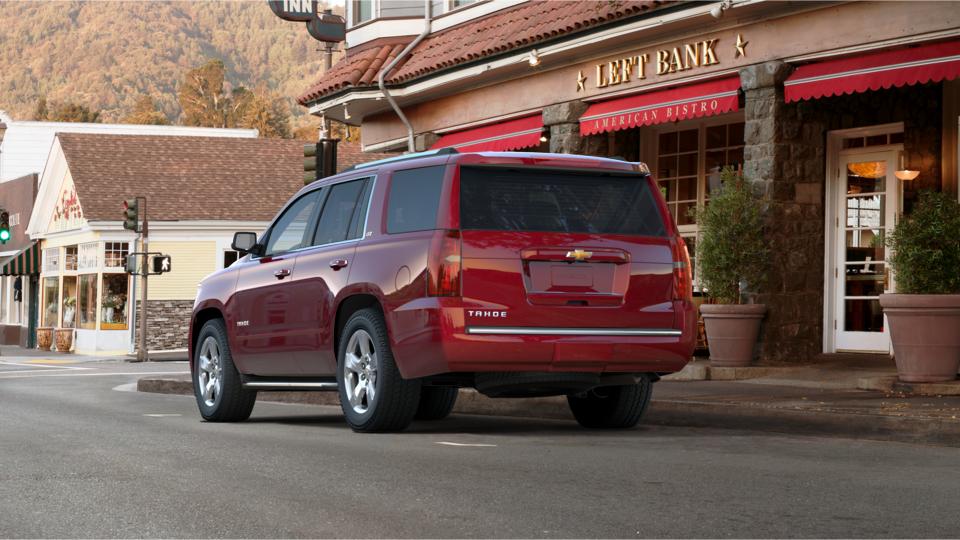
[0,211,9,244]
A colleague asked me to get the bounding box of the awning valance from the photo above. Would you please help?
[785,40,960,103]
[431,115,544,152]
[579,77,741,136]
[1,242,40,276]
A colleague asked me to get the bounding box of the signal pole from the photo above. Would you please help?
[137,196,148,363]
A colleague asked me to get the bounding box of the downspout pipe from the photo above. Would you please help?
[378,0,432,153]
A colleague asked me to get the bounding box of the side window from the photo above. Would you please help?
[264,191,322,256]
[387,166,445,234]
[313,179,368,246]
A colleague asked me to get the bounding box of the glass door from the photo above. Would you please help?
[834,150,898,352]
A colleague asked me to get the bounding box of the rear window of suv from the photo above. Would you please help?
[387,166,445,234]
[459,166,666,236]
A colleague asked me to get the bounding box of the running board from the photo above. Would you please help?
[241,378,338,391]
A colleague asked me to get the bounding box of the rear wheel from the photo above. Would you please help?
[415,387,458,420]
[337,308,421,432]
[194,319,256,422]
[566,375,652,429]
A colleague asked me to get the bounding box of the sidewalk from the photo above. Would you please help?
[0,345,187,363]
[136,357,960,446]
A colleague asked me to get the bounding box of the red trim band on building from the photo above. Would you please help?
[785,40,960,103]
[431,115,544,152]
[579,77,741,136]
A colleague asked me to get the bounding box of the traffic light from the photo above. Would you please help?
[123,198,139,231]
[303,139,339,184]
[0,212,9,244]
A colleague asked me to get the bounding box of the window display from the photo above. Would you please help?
[61,276,78,328]
[42,277,59,327]
[78,274,98,330]
[101,274,129,330]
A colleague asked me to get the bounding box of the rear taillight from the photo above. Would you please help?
[427,229,462,297]
[672,236,692,301]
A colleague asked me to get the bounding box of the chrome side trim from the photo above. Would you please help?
[242,381,339,390]
[465,327,682,337]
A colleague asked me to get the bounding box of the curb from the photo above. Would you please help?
[136,377,960,446]
[857,375,960,396]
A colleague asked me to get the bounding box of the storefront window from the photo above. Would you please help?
[104,242,129,268]
[657,128,699,226]
[101,274,129,330]
[42,277,59,327]
[61,276,78,328]
[78,274,98,330]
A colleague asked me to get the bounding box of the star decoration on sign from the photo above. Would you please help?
[576,70,587,92]
[735,33,748,58]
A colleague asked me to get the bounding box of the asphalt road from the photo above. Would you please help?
[1,359,959,538]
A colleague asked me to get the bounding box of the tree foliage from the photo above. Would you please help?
[32,98,101,123]
[178,59,232,128]
[121,95,170,125]
[887,190,960,294]
[692,167,768,304]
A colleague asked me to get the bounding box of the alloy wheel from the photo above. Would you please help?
[343,329,379,414]
[197,336,223,407]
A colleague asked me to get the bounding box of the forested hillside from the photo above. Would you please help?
[0,0,337,126]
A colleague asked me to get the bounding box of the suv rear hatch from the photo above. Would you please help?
[457,165,683,335]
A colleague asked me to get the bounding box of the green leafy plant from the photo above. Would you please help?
[692,167,768,304]
[887,190,960,294]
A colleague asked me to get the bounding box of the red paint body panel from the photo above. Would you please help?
[190,151,695,380]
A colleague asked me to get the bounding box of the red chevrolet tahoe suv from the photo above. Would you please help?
[190,150,695,432]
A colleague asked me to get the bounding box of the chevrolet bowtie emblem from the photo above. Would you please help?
[565,249,593,262]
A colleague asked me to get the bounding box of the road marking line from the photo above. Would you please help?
[0,360,87,370]
[21,359,77,365]
[143,414,182,417]
[435,441,497,447]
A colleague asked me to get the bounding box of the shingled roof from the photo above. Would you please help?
[57,133,306,222]
[299,0,665,106]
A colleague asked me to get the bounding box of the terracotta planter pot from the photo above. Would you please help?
[879,294,960,383]
[36,327,53,351]
[700,304,766,367]
[55,328,74,353]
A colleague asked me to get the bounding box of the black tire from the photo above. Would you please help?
[415,387,458,420]
[566,375,652,429]
[194,319,256,422]
[336,308,421,432]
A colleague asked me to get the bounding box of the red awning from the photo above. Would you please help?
[785,40,960,103]
[431,115,544,152]
[579,77,740,136]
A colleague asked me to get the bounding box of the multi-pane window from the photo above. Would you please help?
[43,248,59,273]
[80,242,100,271]
[78,274,98,330]
[653,119,745,290]
[63,246,78,271]
[352,0,374,24]
[657,129,699,226]
[104,242,129,269]
[101,274,129,330]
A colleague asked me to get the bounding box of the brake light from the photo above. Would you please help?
[428,230,462,296]
[672,236,692,301]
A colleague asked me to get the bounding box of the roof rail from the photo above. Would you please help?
[346,147,458,172]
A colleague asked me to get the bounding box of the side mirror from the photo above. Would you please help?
[232,232,260,256]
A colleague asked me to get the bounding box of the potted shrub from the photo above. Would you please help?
[36,327,53,351]
[55,327,74,353]
[694,167,769,367]
[880,191,960,382]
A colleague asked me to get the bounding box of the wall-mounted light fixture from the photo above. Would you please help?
[710,0,733,19]
[895,150,919,181]
[527,49,541,68]
[539,133,548,143]
[343,104,351,120]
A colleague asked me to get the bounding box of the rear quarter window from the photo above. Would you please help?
[387,166,445,234]
[459,166,666,236]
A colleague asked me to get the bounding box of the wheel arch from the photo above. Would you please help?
[191,306,225,369]
[334,293,385,362]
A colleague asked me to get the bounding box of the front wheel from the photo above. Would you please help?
[194,319,256,422]
[566,376,652,429]
[337,308,421,432]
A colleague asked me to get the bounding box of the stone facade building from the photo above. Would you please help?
[299,0,960,362]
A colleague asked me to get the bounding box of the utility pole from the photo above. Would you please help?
[137,196,148,363]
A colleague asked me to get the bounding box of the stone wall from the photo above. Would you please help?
[132,299,193,351]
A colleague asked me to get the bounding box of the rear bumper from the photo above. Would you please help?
[388,298,696,379]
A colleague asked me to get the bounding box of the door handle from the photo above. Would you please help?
[274,268,291,280]
[329,259,349,270]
